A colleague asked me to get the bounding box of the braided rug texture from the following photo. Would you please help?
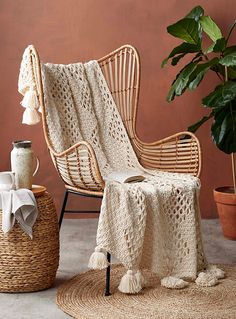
[57,264,236,319]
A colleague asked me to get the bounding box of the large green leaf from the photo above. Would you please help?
[200,16,222,41]
[202,81,236,109]
[203,43,215,54]
[219,52,236,66]
[211,64,236,80]
[161,42,200,67]
[210,64,224,76]
[171,53,186,66]
[204,38,226,54]
[185,6,204,21]
[188,69,206,90]
[166,85,176,102]
[228,66,236,79]
[211,103,236,154]
[174,63,198,95]
[185,6,204,39]
[167,62,198,101]
[213,37,226,52]
[223,45,236,56]
[167,18,200,44]
[188,58,219,90]
[171,51,202,66]
[188,112,214,132]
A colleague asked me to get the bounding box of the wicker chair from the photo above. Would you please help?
[29,44,201,295]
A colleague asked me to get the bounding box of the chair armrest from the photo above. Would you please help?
[49,141,105,192]
[134,131,201,177]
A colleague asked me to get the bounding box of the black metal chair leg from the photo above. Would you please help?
[59,190,112,295]
[59,190,69,229]
[105,252,111,296]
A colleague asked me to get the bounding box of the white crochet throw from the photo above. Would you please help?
[18,46,208,293]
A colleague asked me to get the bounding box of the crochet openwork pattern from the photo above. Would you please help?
[41,60,206,279]
[18,45,207,288]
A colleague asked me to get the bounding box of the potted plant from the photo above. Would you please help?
[162,5,236,240]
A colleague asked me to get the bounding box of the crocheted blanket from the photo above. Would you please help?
[18,46,213,293]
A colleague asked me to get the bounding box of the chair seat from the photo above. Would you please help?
[65,184,103,197]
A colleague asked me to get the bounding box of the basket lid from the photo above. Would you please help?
[32,185,46,197]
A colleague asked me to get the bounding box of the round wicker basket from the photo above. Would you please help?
[0,190,59,292]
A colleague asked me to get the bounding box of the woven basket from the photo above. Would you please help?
[0,191,59,292]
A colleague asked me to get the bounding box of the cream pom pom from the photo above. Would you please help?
[161,276,188,289]
[195,272,218,287]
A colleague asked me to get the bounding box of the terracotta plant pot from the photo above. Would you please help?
[213,186,236,240]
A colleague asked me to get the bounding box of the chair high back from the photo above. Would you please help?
[98,45,140,143]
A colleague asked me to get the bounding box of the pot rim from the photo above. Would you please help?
[213,186,236,205]
[214,186,235,194]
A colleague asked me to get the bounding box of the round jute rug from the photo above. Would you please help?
[56,265,236,319]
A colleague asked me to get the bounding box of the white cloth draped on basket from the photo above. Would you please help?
[18,46,224,293]
[0,189,38,239]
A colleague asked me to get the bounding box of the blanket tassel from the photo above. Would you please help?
[22,108,40,125]
[207,265,225,279]
[21,88,39,109]
[161,276,189,289]
[88,247,109,270]
[136,270,146,287]
[21,88,41,125]
[195,265,225,287]
[118,270,142,294]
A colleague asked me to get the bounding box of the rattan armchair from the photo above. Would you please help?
[31,44,201,193]
[29,44,201,295]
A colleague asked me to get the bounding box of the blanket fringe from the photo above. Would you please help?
[88,247,109,270]
[118,270,142,294]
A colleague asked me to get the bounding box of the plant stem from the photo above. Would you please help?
[215,72,224,82]
[224,66,228,83]
[225,66,236,193]
[226,20,236,44]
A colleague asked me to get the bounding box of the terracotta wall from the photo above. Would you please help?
[0,0,235,218]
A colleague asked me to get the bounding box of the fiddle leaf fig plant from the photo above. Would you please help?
[162,5,236,192]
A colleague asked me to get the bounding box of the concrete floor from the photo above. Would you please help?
[0,219,235,319]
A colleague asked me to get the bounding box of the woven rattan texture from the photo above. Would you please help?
[0,192,59,292]
[57,264,236,319]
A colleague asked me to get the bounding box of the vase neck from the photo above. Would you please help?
[13,140,32,149]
